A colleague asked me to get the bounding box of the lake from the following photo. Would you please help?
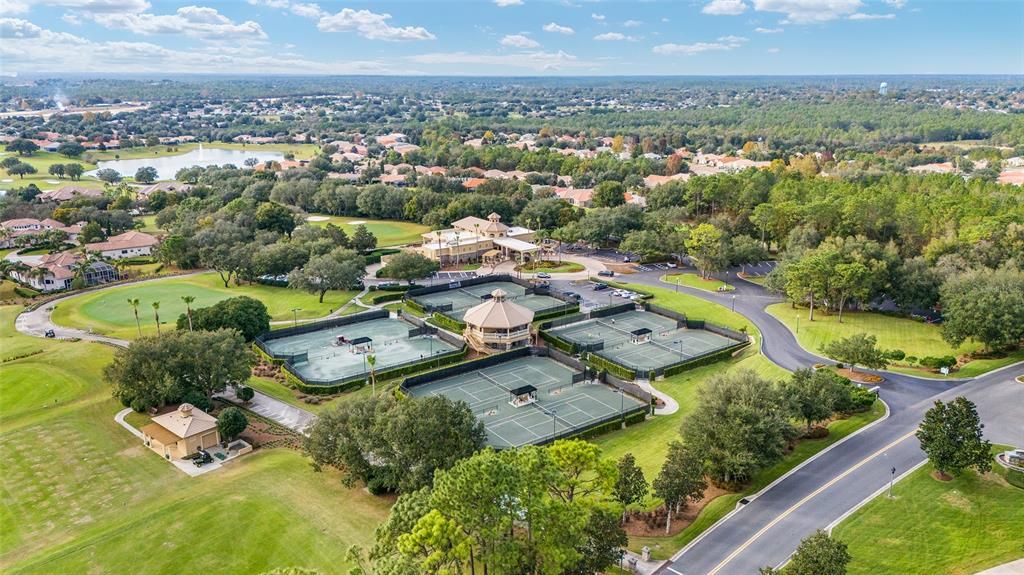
[86,147,286,181]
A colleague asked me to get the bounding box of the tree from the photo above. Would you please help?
[195,221,251,288]
[6,138,39,156]
[217,407,248,441]
[151,301,161,335]
[380,251,439,284]
[563,505,629,575]
[288,247,365,303]
[685,223,728,279]
[96,168,122,183]
[892,256,941,312]
[652,441,707,534]
[58,142,86,157]
[237,385,255,402]
[181,295,195,331]
[681,370,796,485]
[783,369,844,433]
[940,268,1024,352]
[916,397,992,479]
[7,162,37,179]
[351,224,378,253]
[784,249,835,321]
[134,166,158,184]
[821,333,888,373]
[770,530,851,575]
[255,201,297,237]
[613,453,648,523]
[127,298,142,337]
[65,163,84,180]
[177,296,271,341]
[366,354,377,396]
[593,180,626,208]
[47,163,66,178]
[830,262,872,323]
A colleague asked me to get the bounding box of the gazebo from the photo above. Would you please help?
[462,288,535,354]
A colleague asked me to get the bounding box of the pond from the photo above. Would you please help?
[85,146,286,181]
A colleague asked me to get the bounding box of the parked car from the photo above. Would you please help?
[44,329,56,338]
[536,272,551,279]
[597,270,615,277]
[592,283,608,291]
[563,291,581,301]
[192,449,214,467]
[666,261,678,268]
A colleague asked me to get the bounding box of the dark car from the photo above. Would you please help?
[44,329,56,338]
[592,283,609,291]
[192,449,214,467]
[597,270,615,277]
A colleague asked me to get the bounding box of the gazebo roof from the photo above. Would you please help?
[462,288,535,329]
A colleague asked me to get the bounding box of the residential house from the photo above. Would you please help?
[37,186,104,203]
[85,230,159,259]
[0,217,81,248]
[8,251,117,292]
[552,187,594,208]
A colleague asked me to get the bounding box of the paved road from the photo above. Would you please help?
[622,270,1024,575]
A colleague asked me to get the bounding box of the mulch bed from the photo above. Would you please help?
[835,368,885,384]
[623,484,731,537]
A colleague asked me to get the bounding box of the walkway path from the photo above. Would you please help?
[975,558,1024,575]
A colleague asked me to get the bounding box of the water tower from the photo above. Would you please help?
[879,82,889,96]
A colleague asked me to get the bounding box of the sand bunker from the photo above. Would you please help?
[305,215,331,222]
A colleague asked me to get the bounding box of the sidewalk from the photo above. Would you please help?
[975,559,1024,575]
[218,387,315,435]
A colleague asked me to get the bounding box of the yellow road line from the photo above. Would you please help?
[706,428,918,575]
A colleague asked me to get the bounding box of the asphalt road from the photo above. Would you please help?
[624,270,1024,575]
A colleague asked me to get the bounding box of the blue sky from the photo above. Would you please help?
[1,0,1021,76]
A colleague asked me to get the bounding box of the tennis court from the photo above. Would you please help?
[410,281,567,320]
[548,309,738,371]
[262,317,458,383]
[405,355,647,448]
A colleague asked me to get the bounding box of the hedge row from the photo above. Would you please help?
[364,248,402,265]
[587,353,637,381]
[1005,466,1024,490]
[404,298,427,315]
[284,347,468,396]
[430,312,466,333]
[365,291,404,305]
[284,368,365,395]
[540,330,576,355]
[559,408,648,442]
[661,342,750,377]
[533,304,580,323]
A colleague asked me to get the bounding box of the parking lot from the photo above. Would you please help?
[550,279,636,312]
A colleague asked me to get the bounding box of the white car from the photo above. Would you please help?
[667,262,678,268]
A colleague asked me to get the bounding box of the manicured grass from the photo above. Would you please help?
[16,245,73,256]
[135,215,162,233]
[740,274,767,286]
[620,281,756,335]
[50,272,356,340]
[516,261,586,273]
[764,303,1006,376]
[85,142,320,162]
[0,304,392,574]
[834,448,1024,575]
[662,272,735,292]
[1,151,102,191]
[304,214,429,247]
[246,376,342,414]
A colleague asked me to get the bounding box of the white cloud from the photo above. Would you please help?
[751,0,863,24]
[247,0,290,8]
[87,6,268,40]
[623,19,642,27]
[542,22,575,34]
[409,50,588,71]
[653,41,738,55]
[883,0,906,7]
[849,12,895,19]
[591,13,605,20]
[494,0,522,6]
[594,32,634,41]
[767,47,781,52]
[501,33,540,48]
[702,0,748,15]
[1,0,151,13]
[289,2,325,19]
[661,17,670,22]
[317,8,435,41]
[718,34,748,43]
[1,17,398,74]
[755,26,783,33]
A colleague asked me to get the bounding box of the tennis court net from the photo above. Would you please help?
[478,370,513,394]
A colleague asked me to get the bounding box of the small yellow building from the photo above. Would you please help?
[463,288,535,354]
[142,403,221,460]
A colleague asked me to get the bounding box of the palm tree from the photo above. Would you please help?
[181,295,195,331]
[127,298,142,337]
[151,301,161,335]
[367,354,377,396]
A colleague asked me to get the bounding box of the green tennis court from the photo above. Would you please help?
[405,355,647,448]
[411,281,568,320]
[262,317,457,384]
[549,309,737,371]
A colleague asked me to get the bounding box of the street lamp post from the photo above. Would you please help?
[731,294,736,312]
[291,307,301,327]
[795,315,800,334]
[888,466,896,498]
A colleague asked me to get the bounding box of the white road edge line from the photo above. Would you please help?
[668,398,891,562]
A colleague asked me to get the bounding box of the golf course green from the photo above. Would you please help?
[304,214,429,247]
[50,272,357,340]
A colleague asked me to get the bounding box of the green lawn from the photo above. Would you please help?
[50,272,356,340]
[135,215,163,233]
[834,449,1024,575]
[304,215,429,247]
[621,281,755,335]
[84,142,320,163]
[1,151,103,191]
[0,304,392,574]
[516,261,586,273]
[662,273,735,292]
[763,303,1010,376]
[246,376,345,414]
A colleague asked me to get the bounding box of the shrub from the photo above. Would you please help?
[237,386,255,402]
[180,389,212,412]
[920,355,957,370]
[217,406,248,441]
[886,349,906,361]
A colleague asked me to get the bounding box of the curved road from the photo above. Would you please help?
[624,270,1023,575]
[14,266,1024,573]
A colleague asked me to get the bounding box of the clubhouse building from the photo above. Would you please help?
[413,213,540,266]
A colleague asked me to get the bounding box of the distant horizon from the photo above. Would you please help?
[5,73,1023,81]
